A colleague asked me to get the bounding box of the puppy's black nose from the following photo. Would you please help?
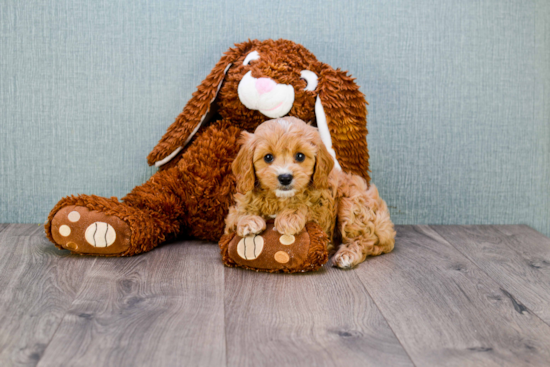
[278,174,293,186]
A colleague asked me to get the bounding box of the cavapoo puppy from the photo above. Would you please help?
[225,116,395,268]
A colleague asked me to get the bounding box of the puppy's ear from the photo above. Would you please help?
[316,63,370,184]
[312,140,335,190]
[232,131,256,194]
[148,40,260,168]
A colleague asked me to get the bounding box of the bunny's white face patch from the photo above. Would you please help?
[238,71,295,118]
[238,52,295,118]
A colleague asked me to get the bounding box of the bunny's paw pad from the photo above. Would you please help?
[51,205,131,255]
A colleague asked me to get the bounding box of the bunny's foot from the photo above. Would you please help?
[45,195,173,256]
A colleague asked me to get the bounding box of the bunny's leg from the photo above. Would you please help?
[45,119,244,256]
[45,164,186,256]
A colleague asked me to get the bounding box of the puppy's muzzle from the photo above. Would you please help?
[278,174,293,186]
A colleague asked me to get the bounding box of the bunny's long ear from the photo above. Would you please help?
[147,41,258,168]
[315,64,370,184]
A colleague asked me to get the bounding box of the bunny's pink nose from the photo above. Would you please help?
[255,78,276,95]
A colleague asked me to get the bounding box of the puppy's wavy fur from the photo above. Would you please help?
[226,117,395,269]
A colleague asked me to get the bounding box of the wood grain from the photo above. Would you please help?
[37,240,226,367]
[0,224,96,366]
[0,223,10,233]
[224,265,414,367]
[2,224,550,366]
[1,223,46,237]
[431,225,550,324]
[354,225,550,367]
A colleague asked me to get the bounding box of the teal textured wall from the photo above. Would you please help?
[1,0,549,235]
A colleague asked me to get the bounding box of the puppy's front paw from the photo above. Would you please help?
[333,247,362,269]
[274,215,305,236]
[237,215,266,237]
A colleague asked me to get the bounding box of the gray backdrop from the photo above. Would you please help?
[1,0,549,236]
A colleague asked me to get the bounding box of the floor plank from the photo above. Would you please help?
[0,225,96,366]
[2,224,550,366]
[37,240,226,367]
[224,264,414,367]
[431,225,550,324]
[1,223,46,237]
[355,225,550,367]
[0,223,11,233]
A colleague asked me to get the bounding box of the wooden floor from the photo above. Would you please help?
[1,224,550,366]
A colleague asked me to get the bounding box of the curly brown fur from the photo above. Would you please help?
[46,39,372,256]
[225,117,395,268]
[46,119,243,255]
[148,39,370,182]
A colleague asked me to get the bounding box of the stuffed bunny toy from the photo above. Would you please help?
[45,39,371,256]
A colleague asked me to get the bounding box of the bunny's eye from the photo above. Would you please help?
[264,154,274,163]
[243,51,260,66]
[300,70,318,91]
[295,153,305,162]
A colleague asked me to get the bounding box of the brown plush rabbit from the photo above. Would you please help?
[45,39,371,256]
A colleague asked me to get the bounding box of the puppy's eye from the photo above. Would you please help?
[300,70,318,91]
[264,154,274,163]
[295,153,306,162]
[243,51,260,66]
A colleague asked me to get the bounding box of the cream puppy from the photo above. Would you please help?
[225,117,395,269]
